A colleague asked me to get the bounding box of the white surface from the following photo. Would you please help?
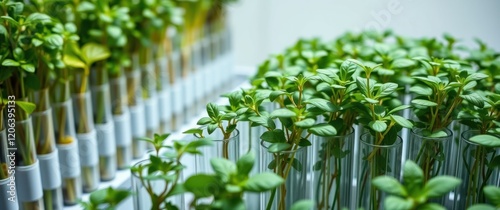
[113,111,132,147]
[58,141,81,178]
[96,121,117,156]
[38,150,62,190]
[16,161,43,202]
[76,130,98,166]
[228,0,500,67]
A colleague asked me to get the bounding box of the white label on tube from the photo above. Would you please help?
[37,150,62,190]
[204,63,213,94]
[183,77,193,107]
[77,129,98,166]
[195,69,204,100]
[15,161,43,202]
[95,121,117,156]
[130,104,146,137]
[144,96,160,130]
[113,111,132,147]
[172,82,183,114]
[0,178,19,210]
[158,89,172,122]
[57,141,81,178]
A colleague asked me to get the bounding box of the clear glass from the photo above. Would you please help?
[15,119,37,166]
[32,110,64,210]
[16,119,45,210]
[132,159,184,210]
[260,141,308,210]
[312,128,355,210]
[141,63,157,99]
[195,129,240,174]
[0,129,9,180]
[110,76,128,116]
[72,92,95,134]
[72,92,99,192]
[407,128,454,180]
[92,84,116,181]
[453,130,500,209]
[126,70,142,107]
[356,133,402,210]
[52,100,81,205]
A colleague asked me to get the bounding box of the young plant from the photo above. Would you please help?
[131,133,212,210]
[349,59,413,209]
[457,90,500,206]
[244,72,337,210]
[468,186,500,210]
[310,60,358,209]
[184,151,284,210]
[372,160,461,210]
[410,58,489,180]
[80,187,131,210]
[185,99,242,159]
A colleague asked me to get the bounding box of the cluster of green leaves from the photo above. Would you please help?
[349,59,413,143]
[468,186,500,210]
[372,160,461,210]
[186,101,241,141]
[130,132,213,210]
[80,187,132,210]
[459,88,500,145]
[410,58,489,136]
[184,151,284,210]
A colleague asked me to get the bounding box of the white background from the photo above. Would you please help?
[228,0,500,67]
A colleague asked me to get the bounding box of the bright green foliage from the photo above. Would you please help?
[80,187,132,210]
[372,160,461,210]
[468,186,500,210]
[184,151,284,210]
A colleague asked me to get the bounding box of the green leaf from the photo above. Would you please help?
[356,77,369,96]
[384,196,413,210]
[392,58,416,69]
[89,188,107,204]
[270,108,297,118]
[410,85,433,96]
[369,120,387,133]
[21,64,35,73]
[16,101,36,115]
[106,25,122,38]
[417,203,446,210]
[461,93,485,108]
[483,186,500,205]
[469,135,500,147]
[243,172,284,192]
[2,59,20,67]
[236,151,255,176]
[466,204,496,210]
[197,117,213,125]
[269,90,287,102]
[295,118,315,128]
[206,103,220,119]
[183,128,203,136]
[388,105,411,115]
[306,98,337,112]
[423,176,461,198]
[184,174,220,197]
[377,83,398,97]
[403,160,424,193]
[372,176,406,196]
[25,13,51,24]
[465,72,489,83]
[81,43,110,65]
[44,34,63,48]
[290,200,314,210]
[309,123,337,136]
[391,115,413,128]
[268,143,291,153]
[210,158,236,182]
[260,129,286,143]
[63,55,86,69]
[207,123,217,135]
[412,99,438,107]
